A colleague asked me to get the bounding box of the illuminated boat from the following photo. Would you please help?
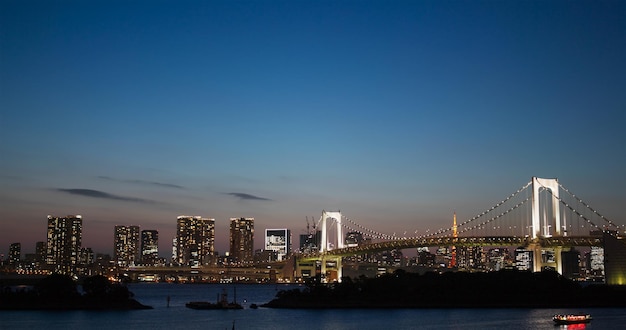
[552,314,592,325]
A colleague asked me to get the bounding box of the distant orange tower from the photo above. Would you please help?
[450,212,458,268]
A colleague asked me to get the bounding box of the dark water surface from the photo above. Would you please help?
[1,283,625,329]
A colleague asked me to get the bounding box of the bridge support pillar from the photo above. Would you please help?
[320,255,342,283]
[295,256,343,283]
[530,243,564,273]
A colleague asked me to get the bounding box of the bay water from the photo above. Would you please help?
[1,283,625,329]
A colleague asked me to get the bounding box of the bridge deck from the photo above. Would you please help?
[299,236,603,259]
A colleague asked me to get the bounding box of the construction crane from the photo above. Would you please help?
[303,216,320,253]
[305,216,310,236]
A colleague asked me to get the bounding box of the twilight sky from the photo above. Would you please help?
[1,0,624,258]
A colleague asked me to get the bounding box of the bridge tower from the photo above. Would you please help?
[531,177,562,239]
[530,177,564,273]
[318,210,343,282]
[320,210,343,252]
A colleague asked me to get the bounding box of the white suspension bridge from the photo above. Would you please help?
[298,177,624,282]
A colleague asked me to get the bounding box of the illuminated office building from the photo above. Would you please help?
[46,215,82,274]
[265,229,290,261]
[589,246,604,276]
[230,217,254,263]
[141,230,159,265]
[514,247,533,271]
[114,225,140,267]
[175,216,215,267]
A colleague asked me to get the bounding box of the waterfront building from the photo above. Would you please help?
[141,230,159,265]
[9,243,20,265]
[264,229,290,261]
[514,247,533,271]
[171,238,177,265]
[230,217,254,264]
[561,248,581,280]
[46,215,82,275]
[114,225,140,267]
[603,232,626,285]
[175,216,215,267]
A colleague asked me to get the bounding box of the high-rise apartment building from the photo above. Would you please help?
[265,229,290,261]
[175,216,215,267]
[35,241,46,263]
[141,230,159,265]
[114,225,140,267]
[46,215,82,274]
[230,217,254,263]
[9,243,20,265]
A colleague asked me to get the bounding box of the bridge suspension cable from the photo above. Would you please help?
[457,197,531,235]
[533,180,603,232]
[557,182,619,230]
[342,181,535,241]
[342,215,395,240]
[455,181,532,232]
[541,179,618,233]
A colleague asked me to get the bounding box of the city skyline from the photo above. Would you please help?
[1,1,625,257]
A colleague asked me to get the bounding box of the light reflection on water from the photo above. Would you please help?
[1,283,624,330]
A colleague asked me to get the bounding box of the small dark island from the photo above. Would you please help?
[262,269,626,309]
[0,274,152,310]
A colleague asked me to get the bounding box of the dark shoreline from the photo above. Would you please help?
[0,274,152,311]
[262,269,626,309]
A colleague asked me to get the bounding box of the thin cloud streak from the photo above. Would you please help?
[226,192,272,201]
[56,188,160,204]
[98,176,185,189]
